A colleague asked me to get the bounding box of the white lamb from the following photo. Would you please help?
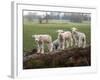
[71,27,86,48]
[57,29,73,50]
[32,34,53,54]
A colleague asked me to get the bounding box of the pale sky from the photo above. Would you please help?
[23,10,90,17]
[23,11,50,16]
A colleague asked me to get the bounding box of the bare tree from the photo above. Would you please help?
[45,12,49,23]
[70,13,83,23]
[38,16,42,24]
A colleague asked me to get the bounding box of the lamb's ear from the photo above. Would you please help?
[32,35,36,38]
[71,27,74,31]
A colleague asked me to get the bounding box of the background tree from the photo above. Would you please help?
[70,13,83,23]
[45,12,49,23]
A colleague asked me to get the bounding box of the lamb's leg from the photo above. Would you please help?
[70,37,73,47]
[73,36,77,47]
[78,38,82,48]
[40,43,44,54]
[66,40,69,48]
[37,44,40,53]
[48,43,53,52]
[62,40,65,50]
[75,38,78,47]
[58,42,61,50]
[83,38,86,48]
[53,44,55,51]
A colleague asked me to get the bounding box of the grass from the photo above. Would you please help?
[23,20,91,51]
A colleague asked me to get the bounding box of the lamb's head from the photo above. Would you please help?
[32,35,40,42]
[71,27,77,32]
[71,27,78,35]
[56,29,64,33]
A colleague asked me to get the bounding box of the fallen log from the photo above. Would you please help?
[23,46,91,69]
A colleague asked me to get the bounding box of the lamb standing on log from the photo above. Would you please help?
[53,39,59,51]
[32,34,53,54]
[71,27,86,48]
[57,30,73,50]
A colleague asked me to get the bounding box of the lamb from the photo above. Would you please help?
[57,29,73,50]
[71,27,86,48]
[53,39,59,51]
[32,34,53,54]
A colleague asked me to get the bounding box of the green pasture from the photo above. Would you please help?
[23,21,90,51]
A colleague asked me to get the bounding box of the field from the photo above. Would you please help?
[23,20,91,51]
